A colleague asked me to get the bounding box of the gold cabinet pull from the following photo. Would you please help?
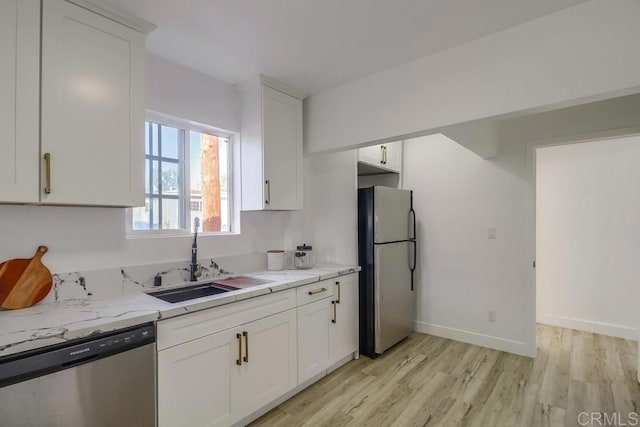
[336,281,341,304]
[332,300,337,323]
[243,331,249,363]
[236,333,242,366]
[265,180,271,205]
[308,287,327,296]
[44,153,52,194]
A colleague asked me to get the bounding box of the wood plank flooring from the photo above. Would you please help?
[250,324,640,426]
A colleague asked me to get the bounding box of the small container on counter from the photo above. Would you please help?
[267,250,285,271]
[294,244,315,269]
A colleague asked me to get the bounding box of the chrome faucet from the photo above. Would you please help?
[189,217,200,282]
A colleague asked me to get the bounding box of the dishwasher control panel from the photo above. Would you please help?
[0,323,155,387]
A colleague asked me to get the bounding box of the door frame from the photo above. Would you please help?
[524,126,640,358]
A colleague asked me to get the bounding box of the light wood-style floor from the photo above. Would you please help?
[250,324,640,426]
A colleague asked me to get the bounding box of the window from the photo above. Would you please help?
[131,116,233,234]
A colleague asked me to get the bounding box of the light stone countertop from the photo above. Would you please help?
[0,265,359,358]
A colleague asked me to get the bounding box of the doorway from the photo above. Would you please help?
[534,134,640,342]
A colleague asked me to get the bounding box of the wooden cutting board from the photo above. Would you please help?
[0,246,53,310]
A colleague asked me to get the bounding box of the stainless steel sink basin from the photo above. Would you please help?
[149,283,231,303]
[148,276,272,303]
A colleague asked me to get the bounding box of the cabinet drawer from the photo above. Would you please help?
[297,280,334,306]
[158,289,296,350]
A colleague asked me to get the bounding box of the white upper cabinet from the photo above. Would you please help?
[358,140,403,174]
[0,0,150,207]
[40,0,145,206]
[0,0,40,203]
[239,77,303,211]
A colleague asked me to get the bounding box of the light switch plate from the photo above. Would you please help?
[488,227,497,239]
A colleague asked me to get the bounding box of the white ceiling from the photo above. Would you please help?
[102,0,587,95]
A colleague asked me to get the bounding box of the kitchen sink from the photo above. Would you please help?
[208,276,272,289]
[149,283,231,303]
[148,276,272,303]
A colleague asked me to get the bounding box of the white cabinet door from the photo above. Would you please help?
[158,307,297,427]
[383,141,403,173]
[237,308,298,416]
[158,328,242,427]
[40,0,145,206]
[262,85,303,210]
[0,0,39,203]
[357,141,402,174]
[297,298,332,383]
[330,273,359,364]
[358,144,385,168]
[240,80,303,212]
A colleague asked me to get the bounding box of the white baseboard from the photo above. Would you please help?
[536,313,638,341]
[413,320,533,357]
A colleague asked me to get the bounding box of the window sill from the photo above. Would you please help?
[126,230,240,240]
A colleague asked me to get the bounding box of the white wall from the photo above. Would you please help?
[304,0,640,154]
[288,151,358,266]
[405,134,532,356]
[146,54,240,132]
[0,55,290,273]
[404,95,640,357]
[536,136,640,340]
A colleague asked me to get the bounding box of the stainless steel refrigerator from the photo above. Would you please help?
[358,186,417,358]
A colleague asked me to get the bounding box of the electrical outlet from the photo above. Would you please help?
[488,310,496,322]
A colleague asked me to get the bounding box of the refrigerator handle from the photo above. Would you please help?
[409,240,417,291]
[409,191,417,291]
[409,208,416,240]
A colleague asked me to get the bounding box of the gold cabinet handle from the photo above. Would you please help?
[44,153,52,194]
[332,300,337,323]
[336,281,341,304]
[236,333,242,366]
[243,331,249,363]
[308,287,327,295]
[265,180,271,205]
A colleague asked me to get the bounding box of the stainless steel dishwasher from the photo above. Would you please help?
[0,323,156,427]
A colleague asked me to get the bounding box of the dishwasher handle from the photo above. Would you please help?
[0,323,155,388]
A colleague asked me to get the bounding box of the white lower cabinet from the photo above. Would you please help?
[297,297,332,383]
[158,308,297,427]
[298,273,359,384]
[157,273,359,426]
[237,309,298,417]
[158,327,239,427]
[329,274,359,364]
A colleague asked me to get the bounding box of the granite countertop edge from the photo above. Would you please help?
[0,265,360,358]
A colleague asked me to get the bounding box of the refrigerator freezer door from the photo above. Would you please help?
[374,241,414,354]
[374,187,412,243]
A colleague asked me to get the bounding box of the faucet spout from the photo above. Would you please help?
[190,217,200,282]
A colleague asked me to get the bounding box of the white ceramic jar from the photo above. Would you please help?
[267,250,285,270]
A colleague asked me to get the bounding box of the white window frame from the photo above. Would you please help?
[126,111,238,237]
